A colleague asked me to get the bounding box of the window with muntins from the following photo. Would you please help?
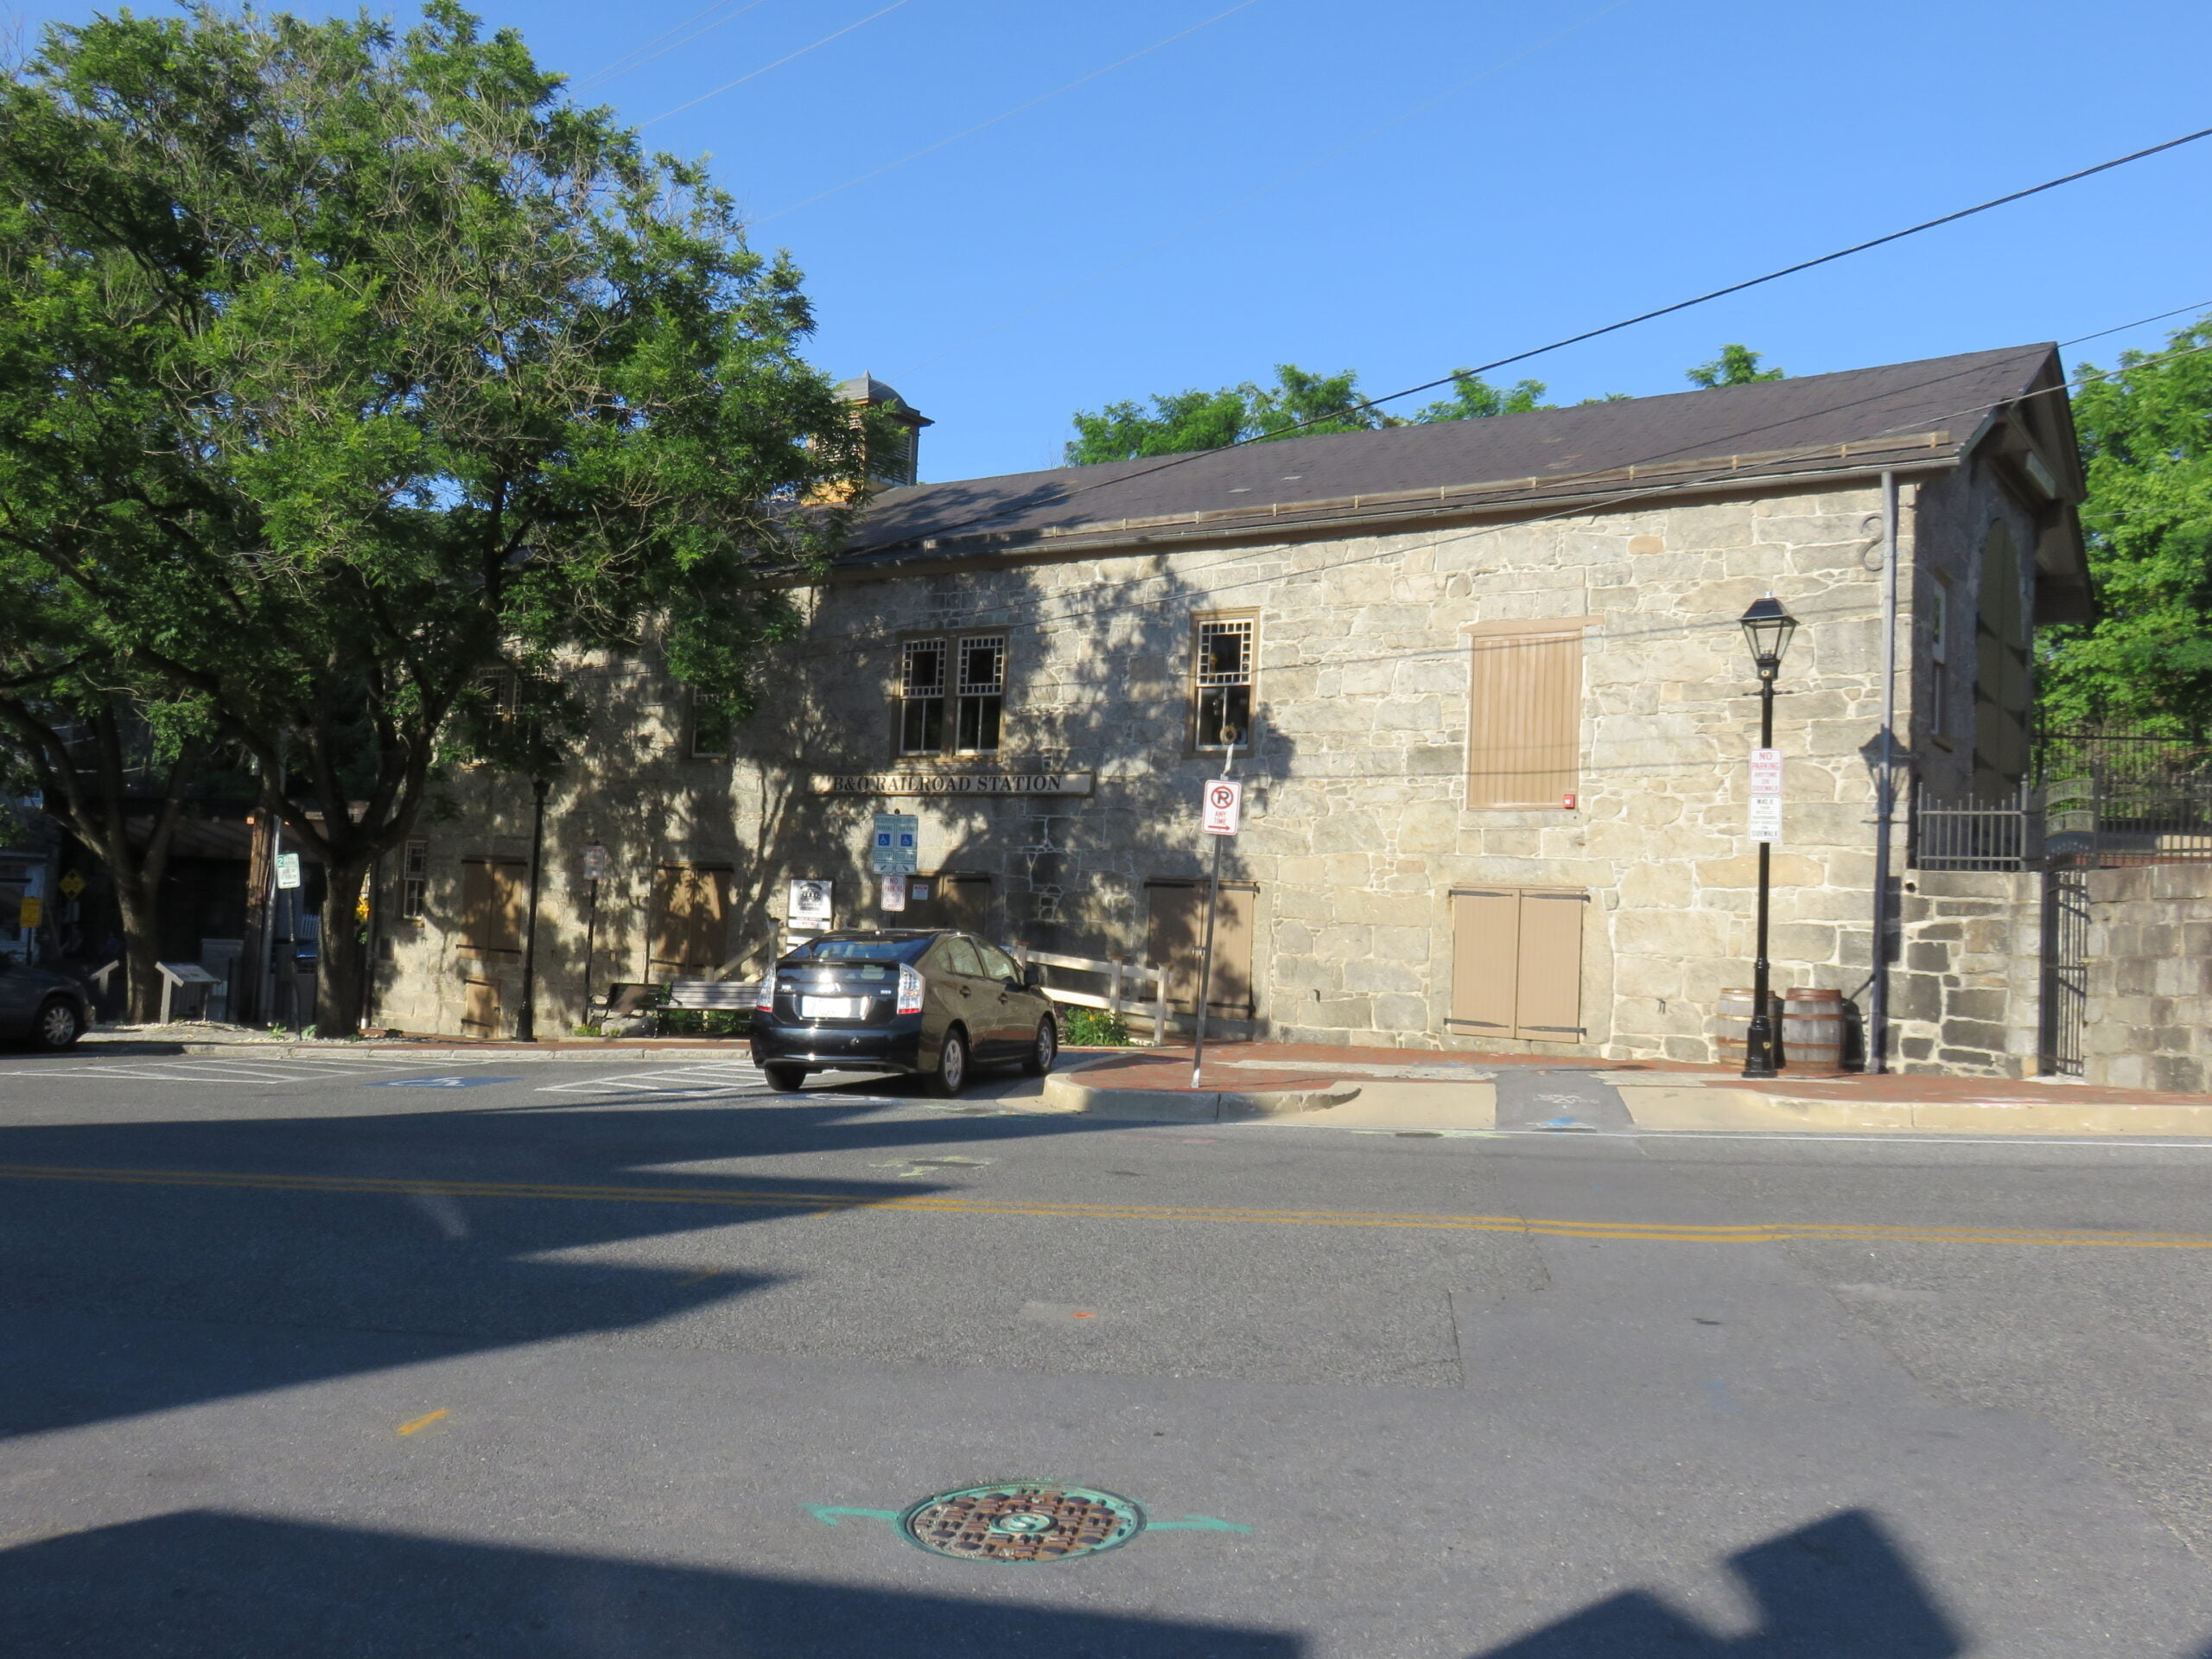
[900,634,1005,755]
[399,840,428,921]
[1193,617,1254,750]
[899,639,947,754]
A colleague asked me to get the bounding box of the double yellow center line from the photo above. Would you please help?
[0,1161,2202,1249]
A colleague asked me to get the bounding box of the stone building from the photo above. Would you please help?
[369,345,2090,1072]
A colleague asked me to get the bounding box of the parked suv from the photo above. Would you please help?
[750,929,1058,1096]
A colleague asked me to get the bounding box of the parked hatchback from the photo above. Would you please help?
[0,958,89,1051]
[750,929,1058,1096]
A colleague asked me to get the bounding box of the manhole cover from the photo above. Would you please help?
[899,1482,1146,1562]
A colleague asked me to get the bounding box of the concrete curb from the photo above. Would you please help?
[1616,1084,2212,1137]
[1041,1073,1361,1122]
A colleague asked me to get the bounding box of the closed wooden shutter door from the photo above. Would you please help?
[1450,890,1518,1033]
[652,866,730,970]
[461,977,501,1037]
[1450,887,1585,1040]
[1467,632,1582,808]
[460,858,527,954]
[1514,890,1586,1039]
[1147,881,1257,1015]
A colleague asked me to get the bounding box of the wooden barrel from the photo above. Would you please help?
[1711,987,1779,1067]
[1782,988,1847,1074]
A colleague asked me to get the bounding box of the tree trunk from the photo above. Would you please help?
[112,873,167,1023]
[315,857,372,1036]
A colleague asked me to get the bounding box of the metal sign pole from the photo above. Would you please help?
[1189,734,1238,1090]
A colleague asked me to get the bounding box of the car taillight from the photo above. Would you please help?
[755,976,776,1012]
[898,963,925,1014]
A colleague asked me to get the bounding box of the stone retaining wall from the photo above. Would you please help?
[2084,863,2212,1093]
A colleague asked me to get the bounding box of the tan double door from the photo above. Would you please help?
[1449,887,1586,1042]
[1145,880,1256,1018]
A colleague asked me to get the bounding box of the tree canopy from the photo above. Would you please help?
[1064,347,1770,465]
[2037,316,2212,737]
[1686,344,1785,388]
[0,2,865,1025]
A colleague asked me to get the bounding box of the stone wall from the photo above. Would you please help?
[373,465,2042,1065]
[2083,863,2212,1093]
[1887,870,2043,1077]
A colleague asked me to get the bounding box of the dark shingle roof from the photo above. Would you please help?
[841,343,2063,565]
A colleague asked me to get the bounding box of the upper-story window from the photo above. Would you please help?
[901,633,1004,755]
[1192,615,1255,751]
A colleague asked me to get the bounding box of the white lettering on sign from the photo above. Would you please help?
[1748,747,1783,845]
[1202,779,1243,836]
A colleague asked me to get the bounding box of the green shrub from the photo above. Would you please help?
[1062,1007,1133,1046]
[655,1008,751,1038]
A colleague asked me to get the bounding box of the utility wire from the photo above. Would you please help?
[573,0,777,94]
[754,0,1267,225]
[889,0,1641,376]
[639,0,917,128]
[880,121,2212,551]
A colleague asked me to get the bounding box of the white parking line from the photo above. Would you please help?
[537,1063,766,1100]
[0,1055,499,1084]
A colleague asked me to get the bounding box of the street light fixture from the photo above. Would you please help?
[1738,593,1798,1078]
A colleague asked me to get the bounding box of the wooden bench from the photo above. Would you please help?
[593,979,759,1035]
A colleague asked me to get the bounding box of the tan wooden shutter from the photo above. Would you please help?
[461,977,501,1037]
[1467,632,1582,808]
[1147,880,1257,1015]
[1450,889,1519,1033]
[1451,887,1585,1040]
[460,857,526,954]
[652,866,730,971]
[1514,889,1586,1039]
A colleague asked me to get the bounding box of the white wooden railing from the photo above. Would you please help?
[1009,946,1170,1046]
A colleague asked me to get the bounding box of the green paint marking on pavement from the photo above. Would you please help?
[804,1506,900,1526]
[1150,1515,1254,1532]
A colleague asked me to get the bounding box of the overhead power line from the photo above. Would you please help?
[754,0,1266,226]
[573,0,776,94]
[639,0,918,128]
[879,121,2212,550]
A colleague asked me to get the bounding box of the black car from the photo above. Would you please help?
[749,929,1058,1096]
[0,957,89,1051]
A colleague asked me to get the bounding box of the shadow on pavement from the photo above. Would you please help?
[0,1089,1133,1438]
[1474,1511,1961,1657]
[0,1509,1304,1657]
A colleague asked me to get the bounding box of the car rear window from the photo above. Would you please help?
[792,937,931,963]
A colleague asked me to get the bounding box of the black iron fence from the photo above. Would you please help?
[1910,733,2212,872]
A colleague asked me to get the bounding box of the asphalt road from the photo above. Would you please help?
[3,1048,2210,1657]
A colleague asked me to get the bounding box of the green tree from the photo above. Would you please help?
[2037,317,2212,736]
[0,3,863,1031]
[1686,344,1785,388]
[1066,364,1560,465]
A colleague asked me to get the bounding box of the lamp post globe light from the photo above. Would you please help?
[1738,594,1798,1079]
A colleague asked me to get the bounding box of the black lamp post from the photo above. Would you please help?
[1738,594,1798,1078]
[514,774,550,1042]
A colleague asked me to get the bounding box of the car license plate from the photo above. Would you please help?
[800,995,861,1020]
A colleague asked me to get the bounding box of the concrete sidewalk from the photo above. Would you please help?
[1043,1043,2212,1136]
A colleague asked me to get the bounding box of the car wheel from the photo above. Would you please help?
[33,997,83,1052]
[926,1028,969,1097]
[1021,1015,1058,1077]
[761,1063,807,1093]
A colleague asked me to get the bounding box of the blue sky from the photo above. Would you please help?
[13,0,2212,481]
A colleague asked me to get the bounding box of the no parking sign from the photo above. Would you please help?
[1201,779,1242,836]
